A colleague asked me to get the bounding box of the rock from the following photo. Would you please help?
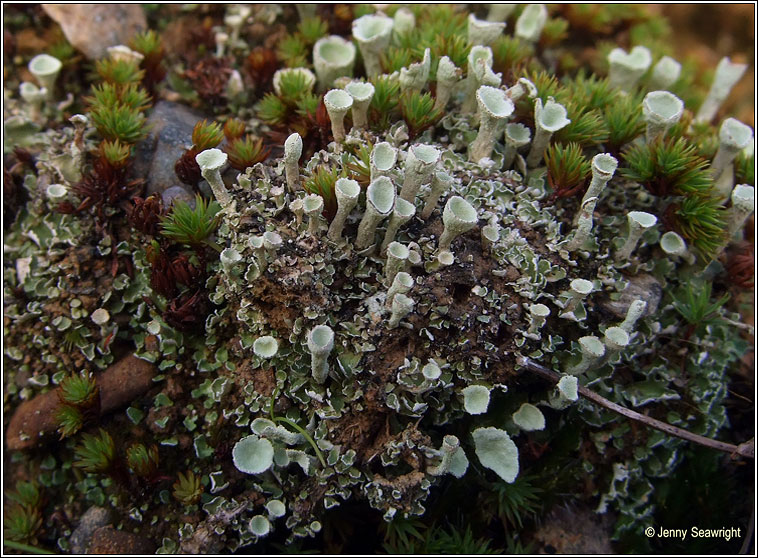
[130,101,208,197]
[6,354,157,451]
[42,5,147,60]
[598,273,662,319]
[98,353,159,412]
[87,526,155,554]
[69,507,112,554]
[162,185,196,208]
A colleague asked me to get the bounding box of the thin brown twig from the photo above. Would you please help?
[517,356,754,460]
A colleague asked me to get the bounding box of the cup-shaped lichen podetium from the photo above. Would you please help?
[253,335,279,360]
[195,148,232,210]
[399,144,440,202]
[620,299,648,334]
[426,434,463,476]
[307,325,335,384]
[28,54,62,99]
[388,293,415,329]
[386,271,414,307]
[352,13,394,77]
[262,231,283,259]
[313,36,356,91]
[384,241,409,285]
[303,193,325,235]
[725,184,755,241]
[356,176,395,249]
[344,81,375,129]
[393,8,415,35]
[370,141,397,181]
[649,56,682,90]
[607,45,652,92]
[561,278,593,315]
[603,326,630,358]
[566,335,605,376]
[46,183,68,203]
[420,171,453,221]
[527,303,550,335]
[642,91,684,144]
[467,13,505,47]
[220,247,243,276]
[324,88,354,144]
[505,77,538,103]
[696,57,748,124]
[616,211,658,261]
[574,153,617,226]
[284,133,303,193]
[380,197,415,254]
[462,46,498,114]
[327,178,361,242]
[399,48,431,95]
[433,56,460,112]
[660,231,693,264]
[526,97,570,168]
[438,196,478,253]
[503,122,531,170]
[514,3,548,43]
[20,82,46,119]
[711,118,753,180]
[480,223,499,253]
[106,45,144,66]
[586,153,618,198]
[469,85,515,163]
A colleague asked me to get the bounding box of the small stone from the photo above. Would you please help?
[6,354,157,450]
[599,274,662,319]
[87,525,155,554]
[69,507,112,554]
[161,185,196,209]
[130,101,211,197]
[42,5,147,60]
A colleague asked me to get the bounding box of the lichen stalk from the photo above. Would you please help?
[384,242,409,285]
[433,56,460,112]
[284,133,303,193]
[385,272,414,308]
[399,144,440,202]
[526,97,571,168]
[615,211,658,261]
[438,196,478,252]
[307,325,335,384]
[327,178,361,242]
[196,149,233,211]
[388,293,415,329]
[380,197,415,254]
[469,85,515,162]
[420,171,453,220]
[356,176,395,250]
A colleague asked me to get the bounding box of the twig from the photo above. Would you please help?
[518,356,754,460]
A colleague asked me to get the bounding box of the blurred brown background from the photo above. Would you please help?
[659,3,755,126]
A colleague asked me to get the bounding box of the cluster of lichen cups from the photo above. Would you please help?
[187,11,756,516]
